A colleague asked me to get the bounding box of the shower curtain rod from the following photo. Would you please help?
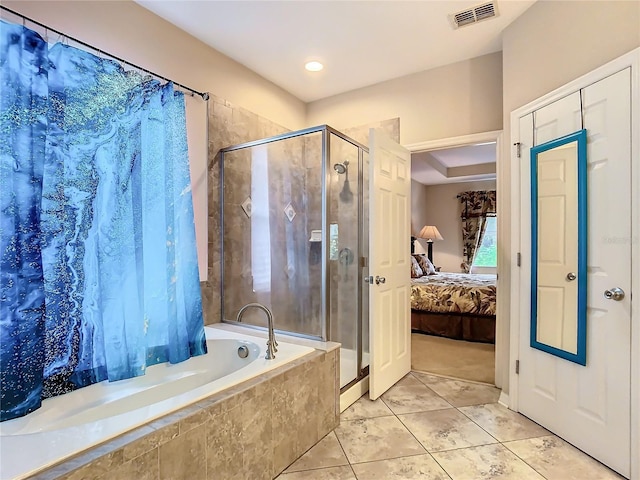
[0,6,210,101]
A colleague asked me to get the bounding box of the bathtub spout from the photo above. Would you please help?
[236,303,278,359]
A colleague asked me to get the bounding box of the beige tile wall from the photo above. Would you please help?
[30,348,339,480]
[220,132,321,336]
[202,95,290,325]
[203,97,400,335]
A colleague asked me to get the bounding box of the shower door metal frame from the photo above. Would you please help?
[357,144,370,384]
[325,127,370,391]
[218,125,369,367]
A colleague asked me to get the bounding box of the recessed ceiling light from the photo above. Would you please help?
[305,61,323,72]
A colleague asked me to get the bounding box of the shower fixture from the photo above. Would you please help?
[335,159,353,203]
[333,159,349,174]
[340,176,353,203]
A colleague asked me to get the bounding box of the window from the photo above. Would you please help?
[251,146,272,292]
[473,216,497,269]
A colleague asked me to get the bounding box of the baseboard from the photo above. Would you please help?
[498,390,510,409]
[340,376,369,412]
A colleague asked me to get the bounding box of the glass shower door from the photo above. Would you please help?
[221,131,323,338]
[328,132,361,388]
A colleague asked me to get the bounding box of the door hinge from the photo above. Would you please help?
[515,360,520,374]
[514,142,522,158]
[517,252,521,267]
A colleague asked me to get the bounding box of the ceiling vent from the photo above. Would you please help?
[450,2,499,29]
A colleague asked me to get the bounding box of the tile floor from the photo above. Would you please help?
[276,372,624,480]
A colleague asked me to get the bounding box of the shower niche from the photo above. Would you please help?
[219,125,370,390]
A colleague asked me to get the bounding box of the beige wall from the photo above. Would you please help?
[503,1,640,116]
[2,0,306,130]
[497,0,640,393]
[307,52,503,145]
[412,180,497,273]
[411,181,430,241]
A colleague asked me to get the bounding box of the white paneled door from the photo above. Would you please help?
[368,129,411,400]
[517,68,632,477]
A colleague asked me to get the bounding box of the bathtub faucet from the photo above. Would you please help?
[236,303,278,360]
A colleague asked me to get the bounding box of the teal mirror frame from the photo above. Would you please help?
[530,129,587,365]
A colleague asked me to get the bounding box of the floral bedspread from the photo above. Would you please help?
[411,273,497,316]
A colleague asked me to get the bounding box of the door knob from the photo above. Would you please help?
[603,287,625,301]
[375,276,386,285]
[364,276,373,284]
[566,272,576,281]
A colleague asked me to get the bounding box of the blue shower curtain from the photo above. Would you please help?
[0,21,206,422]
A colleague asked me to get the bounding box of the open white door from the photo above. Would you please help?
[516,68,632,477]
[368,129,411,400]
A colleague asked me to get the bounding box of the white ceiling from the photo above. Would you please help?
[136,0,531,186]
[411,143,497,185]
[136,0,536,103]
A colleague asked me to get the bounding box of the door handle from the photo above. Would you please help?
[566,272,576,281]
[603,287,625,301]
[364,276,373,284]
[375,276,386,285]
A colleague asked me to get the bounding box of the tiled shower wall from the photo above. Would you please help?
[202,95,290,325]
[201,93,400,329]
[221,133,321,335]
[342,119,399,147]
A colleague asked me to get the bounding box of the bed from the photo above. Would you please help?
[411,271,497,343]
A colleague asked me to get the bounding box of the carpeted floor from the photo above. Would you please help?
[411,333,495,384]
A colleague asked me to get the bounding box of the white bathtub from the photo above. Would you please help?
[0,325,315,480]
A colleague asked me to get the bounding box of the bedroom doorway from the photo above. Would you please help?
[406,130,503,387]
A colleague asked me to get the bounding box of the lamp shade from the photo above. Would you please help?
[418,225,443,241]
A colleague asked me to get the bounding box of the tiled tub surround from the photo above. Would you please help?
[2,326,339,480]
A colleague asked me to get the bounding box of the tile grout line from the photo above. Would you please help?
[384,382,460,480]
[455,403,505,441]
[424,379,550,479]
[403,372,546,479]
[344,373,491,479]
[450,396,556,479]
[281,372,562,479]
[500,439,552,480]
[456,403,554,445]
[331,426,360,479]
[416,377,503,480]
